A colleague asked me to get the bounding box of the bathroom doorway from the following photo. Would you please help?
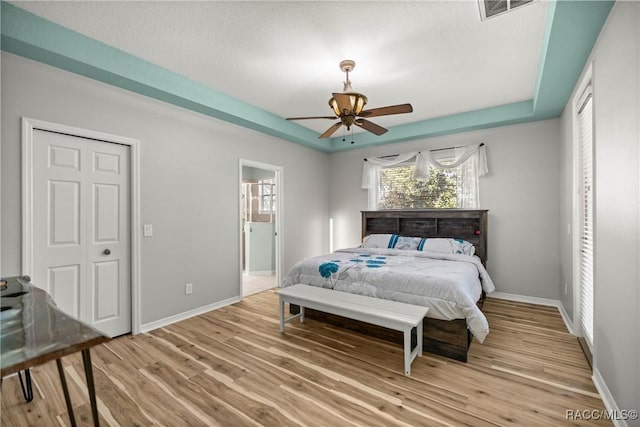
[239,160,282,297]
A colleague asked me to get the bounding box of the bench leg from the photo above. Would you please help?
[279,297,285,332]
[280,298,304,333]
[417,320,424,356]
[404,329,411,376]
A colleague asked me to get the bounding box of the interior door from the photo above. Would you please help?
[32,129,131,337]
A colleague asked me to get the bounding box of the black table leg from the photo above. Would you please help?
[56,359,77,427]
[53,352,100,427]
[17,369,33,402]
[82,349,100,427]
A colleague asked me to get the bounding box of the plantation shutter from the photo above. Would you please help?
[578,86,594,347]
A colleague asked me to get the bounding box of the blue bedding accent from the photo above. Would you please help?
[417,238,427,251]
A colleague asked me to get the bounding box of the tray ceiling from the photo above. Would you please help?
[2,1,614,152]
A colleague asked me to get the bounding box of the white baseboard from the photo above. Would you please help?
[139,295,241,334]
[592,368,629,427]
[491,293,630,426]
[557,303,575,335]
[489,292,575,334]
[490,291,560,306]
[244,270,275,276]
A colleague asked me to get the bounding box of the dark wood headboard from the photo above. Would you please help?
[361,209,488,266]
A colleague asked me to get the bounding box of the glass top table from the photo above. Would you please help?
[1,276,110,426]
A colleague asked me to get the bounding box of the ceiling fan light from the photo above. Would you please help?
[329,93,367,116]
[353,93,367,114]
[333,95,352,115]
[329,98,341,116]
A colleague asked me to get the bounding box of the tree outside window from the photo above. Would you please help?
[376,164,460,209]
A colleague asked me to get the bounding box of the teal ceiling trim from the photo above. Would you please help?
[532,0,614,116]
[531,0,557,111]
[328,100,534,151]
[1,1,614,153]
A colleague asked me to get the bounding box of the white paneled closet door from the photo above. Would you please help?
[32,129,131,337]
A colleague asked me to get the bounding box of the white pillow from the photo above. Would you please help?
[361,234,398,249]
[394,236,422,250]
[418,238,475,256]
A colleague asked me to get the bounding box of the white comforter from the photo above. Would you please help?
[281,247,495,342]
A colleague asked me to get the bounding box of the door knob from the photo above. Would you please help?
[103,249,111,255]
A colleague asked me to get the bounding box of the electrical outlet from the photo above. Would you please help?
[185,283,193,295]
[143,224,153,237]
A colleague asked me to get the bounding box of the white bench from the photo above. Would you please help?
[277,284,429,376]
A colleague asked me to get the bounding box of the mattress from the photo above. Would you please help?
[281,247,495,342]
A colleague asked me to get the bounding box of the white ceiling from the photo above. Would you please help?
[12,1,548,136]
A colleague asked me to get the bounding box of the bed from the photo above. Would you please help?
[281,209,492,362]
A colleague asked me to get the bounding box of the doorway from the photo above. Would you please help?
[22,118,141,337]
[239,160,282,297]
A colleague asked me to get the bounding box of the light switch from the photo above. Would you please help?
[143,224,153,237]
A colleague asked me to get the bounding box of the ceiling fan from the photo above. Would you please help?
[286,60,413,139]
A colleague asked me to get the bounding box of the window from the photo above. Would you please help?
[371,149,480,210]
[258,180,276,213]
[577,85,594,348]
[479,0,535,20]
[363,145,486,210]
[376,162,460,209]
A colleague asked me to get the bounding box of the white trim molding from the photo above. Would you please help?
[489,292,575,335]
[571,61,594,340]
[592,368,630,427]
[139,296,241,333]
[21,117,143,334]
[238,159,284,300]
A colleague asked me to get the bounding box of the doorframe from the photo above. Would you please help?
[238,159,283,298]
[571,64,593,344]
[21,117,142,334]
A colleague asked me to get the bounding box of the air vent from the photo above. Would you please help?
[479,0,534,20]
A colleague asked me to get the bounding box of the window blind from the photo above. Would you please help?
[578,87,594,347]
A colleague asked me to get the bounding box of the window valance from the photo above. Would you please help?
[361,143,488,190]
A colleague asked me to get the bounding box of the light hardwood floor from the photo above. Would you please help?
[1,292,611,426]
[242,273,276,297]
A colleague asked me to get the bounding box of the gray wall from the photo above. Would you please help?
[1,52,330,325]
[329,119,562,299]
[560,1,639,419]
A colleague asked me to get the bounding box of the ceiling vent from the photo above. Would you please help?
[479,0,535,20]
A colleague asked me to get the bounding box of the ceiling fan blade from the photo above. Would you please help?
[355,119,388,136]
[286,116,337,121]
[319,122,343,139]
[358,103,413,118]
